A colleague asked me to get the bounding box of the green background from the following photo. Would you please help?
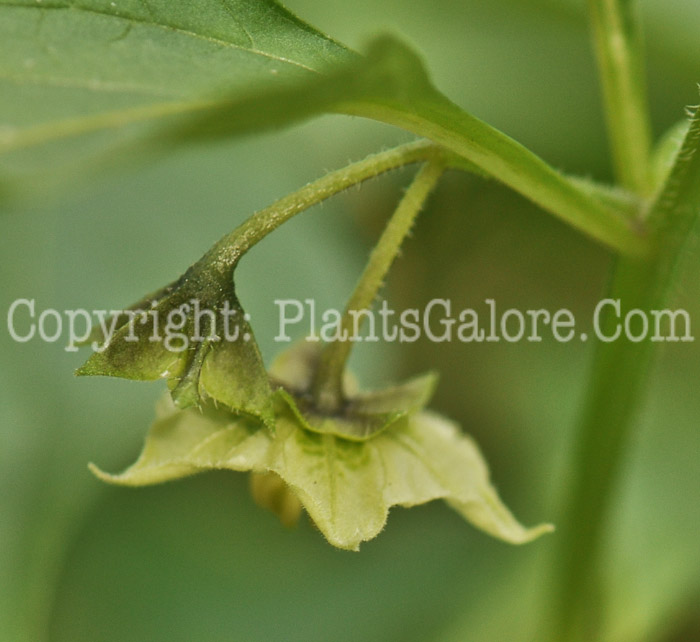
[1,0,699,640]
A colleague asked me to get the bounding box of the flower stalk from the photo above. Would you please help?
[204,139,442,273]
[311,160,446,413]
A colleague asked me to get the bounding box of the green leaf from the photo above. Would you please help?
[0,0,352,180]
[1,1,642,254]
[270,340,438,441]
[91,394,553,551]
[649,119,690,197]
[649,104,700,270]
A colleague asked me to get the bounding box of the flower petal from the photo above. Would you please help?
[91,396,553,551]
[89,396,271,486]
[266,409,553,549]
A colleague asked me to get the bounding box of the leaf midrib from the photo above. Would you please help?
[1,1,322,73]
[0,72,182,98]
[0,0,350,151]
[0,98,219,152]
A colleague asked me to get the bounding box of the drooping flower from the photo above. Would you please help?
[89,340,553,551]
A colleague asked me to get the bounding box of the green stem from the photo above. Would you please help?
[588,0,653,195]
[549,107,700,642]
[204,139,441,273]
[311,160,445,412]
[550,258,658,642]
[341,97,650,256]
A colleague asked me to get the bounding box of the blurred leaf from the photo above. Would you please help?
[603,364,700,642]
[1,2,640,253]
[91,395,552,551]
[0,0,356,200]
[0,0,351,156]
[649,118,690,196]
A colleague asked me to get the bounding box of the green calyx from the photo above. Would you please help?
[75,141,441,426]
[272,341,438,441]
[75,259,274,427]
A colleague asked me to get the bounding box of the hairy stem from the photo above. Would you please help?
[204,139,441,273]
[342,97,650,256]
[588,0,653,195]
[311,161,445,412]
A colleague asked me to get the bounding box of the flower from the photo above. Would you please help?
[89,341,553,551]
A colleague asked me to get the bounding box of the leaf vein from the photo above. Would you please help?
[1,2,320,73]
[322,434,338,525]
[0,72,181,98]
[220,0,255,49]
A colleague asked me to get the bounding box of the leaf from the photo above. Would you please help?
[649,104,700,280]
[270,340,438,441]
[1,2,641,253]
[649,118,690,196]
[91,395,553,551]
[0,0,353,181]
[150,34,643,253]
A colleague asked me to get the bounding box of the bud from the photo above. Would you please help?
[249,472,303,529]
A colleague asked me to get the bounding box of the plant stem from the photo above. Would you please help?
[343,98,650,256]
[550,257,657,642]
[588,0,653,195]
[311,161,445,412]
[549,107,700,641]
[204,139,441,273]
